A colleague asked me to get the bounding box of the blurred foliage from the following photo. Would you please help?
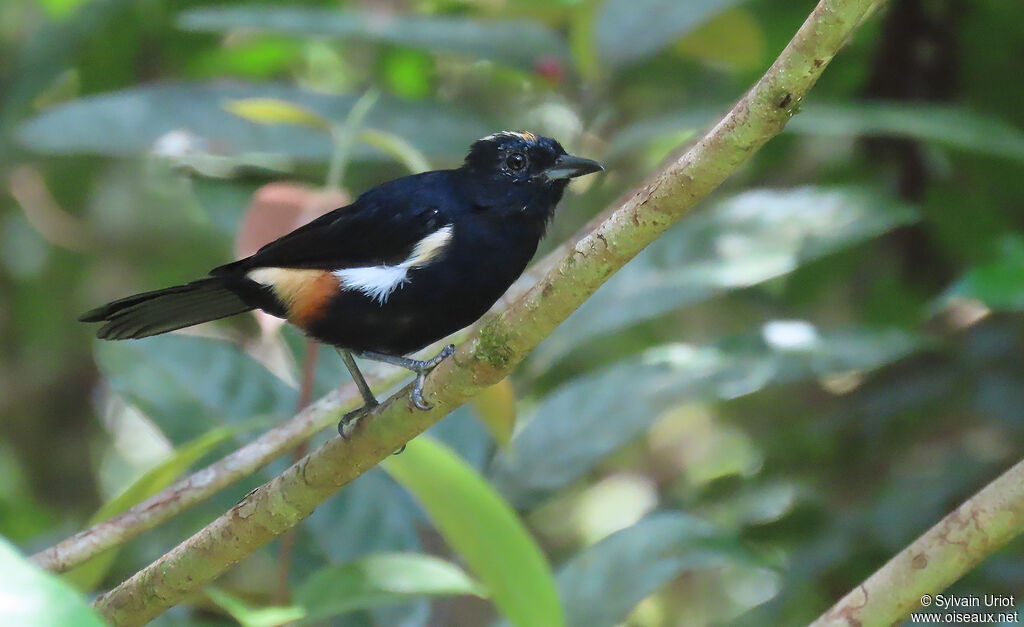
[1,0,1023,625]
[0,537,105,626]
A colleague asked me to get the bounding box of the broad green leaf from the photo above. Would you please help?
[468,379,517,447]
[0,538,105,627]
[178,7,568,69]
[555,512,762,627]
[94,335,296,444]
[305,469,421,562]
[295,553,485,623]
[63,425,243,590]
[942,235,1024,311]
[610,102,1024,162]
[702,482,800,527]
[595,0,744,69]
[676,8,764,70]
[426,405,495,471]
[223,98,331,130]
[18,83,490,162]
[496,328,921,506]
[383,436,564,627]
[294,468,432,627]
[206,588,305,627]
[526,186,917,373]
[789,103,1024,162]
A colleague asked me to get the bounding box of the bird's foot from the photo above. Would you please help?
[337,399,379,439]
[356,344,456,411]
[408,344,456,410]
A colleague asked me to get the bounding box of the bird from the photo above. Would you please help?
[80,131,604,435]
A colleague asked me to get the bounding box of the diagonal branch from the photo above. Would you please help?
[92,1,886,624]
[811,456,1024,626]
[31,378,372,574]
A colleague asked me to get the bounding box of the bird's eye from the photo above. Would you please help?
[505,152,527,171]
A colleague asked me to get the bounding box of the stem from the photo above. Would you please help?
[90,1,886,624]
[325,89,380,192]
[811,457,1024,627]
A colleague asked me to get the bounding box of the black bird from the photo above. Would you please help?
[80,131,603,433]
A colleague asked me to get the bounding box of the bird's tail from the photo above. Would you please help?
[79,278,254,340]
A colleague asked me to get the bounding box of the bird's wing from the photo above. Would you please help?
[211,173,449,275]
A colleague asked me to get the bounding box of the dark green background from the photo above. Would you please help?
[1,0,1023,624]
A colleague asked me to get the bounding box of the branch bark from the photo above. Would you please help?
[92,1,885,624]
[811,456,1024,627]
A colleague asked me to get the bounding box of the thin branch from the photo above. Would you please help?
[811,457,1024,626]
[92,1,885,624]
[30,381,360,573]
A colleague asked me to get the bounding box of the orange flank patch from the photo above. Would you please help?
[247,267,339,327]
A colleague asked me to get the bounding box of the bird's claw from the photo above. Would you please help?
[408,344,455,411]
[338,400,378,439]
[411,373,432,410]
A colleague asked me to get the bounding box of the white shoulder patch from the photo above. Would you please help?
[408,225,454,266]
[334,224,454,304]
[334,266,409,304]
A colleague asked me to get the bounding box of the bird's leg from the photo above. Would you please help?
[358,344,456,411]
[336,348,379,438]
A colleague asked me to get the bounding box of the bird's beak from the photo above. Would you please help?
[542,154,605,180]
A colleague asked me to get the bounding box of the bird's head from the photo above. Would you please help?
[460,131,603,222]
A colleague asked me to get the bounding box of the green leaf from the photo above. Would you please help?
[383,436,564,627]
[789,103,1024,162]
[64,425,243,590]
[94,335,296,444]
[468,379,517,447]
[302,469,431,627]
[18,83,490,162]
[295,553,485,623]
[0,538,105,627]
[610,102,1024,163]
[942,235,1024,311]
[497,328,921,506]
[223,97,331,130]
[206,588,305,627]
[527,186,917,373]
[178,7,568,69]
[555,513,762,627]
[595,0,744,69]
[676,8,765,70]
